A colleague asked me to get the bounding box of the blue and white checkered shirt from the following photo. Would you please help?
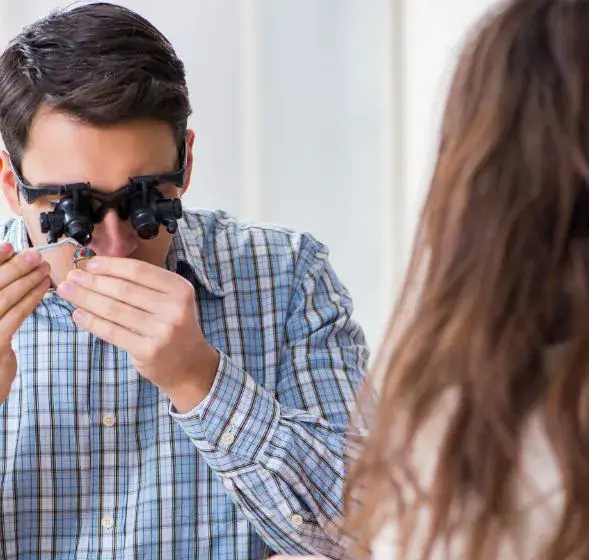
[0,209,368,559]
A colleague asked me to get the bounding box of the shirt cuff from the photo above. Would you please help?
[169,350,281,465]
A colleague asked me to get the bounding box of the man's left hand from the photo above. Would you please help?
[58,257,219,413]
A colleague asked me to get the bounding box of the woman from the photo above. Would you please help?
[274,0,589,558]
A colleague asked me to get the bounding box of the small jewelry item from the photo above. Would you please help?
[72,246,96,269]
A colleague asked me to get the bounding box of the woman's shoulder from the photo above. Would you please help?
[372,406,562,560]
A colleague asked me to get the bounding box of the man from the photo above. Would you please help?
[0,3,368,559]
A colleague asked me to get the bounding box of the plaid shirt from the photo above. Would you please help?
[0,209,368,560]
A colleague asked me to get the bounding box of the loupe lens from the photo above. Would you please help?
[132,211,159,239]
[68,220,93,246]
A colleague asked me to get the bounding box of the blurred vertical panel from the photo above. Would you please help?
[250,1,396,348]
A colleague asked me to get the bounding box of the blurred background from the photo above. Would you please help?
[0,0,496,350]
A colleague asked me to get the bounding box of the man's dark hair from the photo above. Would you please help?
[0,2,192,166]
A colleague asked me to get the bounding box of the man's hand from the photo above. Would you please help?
[58,256,219,413]
[0,243,51,403]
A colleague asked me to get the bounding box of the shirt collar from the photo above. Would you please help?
[8,216,226,298]
[165,216,226,298]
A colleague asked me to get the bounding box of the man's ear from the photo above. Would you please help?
[0,151,22,215]
[180,130,195,197]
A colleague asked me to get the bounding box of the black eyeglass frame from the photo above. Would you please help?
[9,144,187,216]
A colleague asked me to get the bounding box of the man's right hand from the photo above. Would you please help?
[0,242,51,402]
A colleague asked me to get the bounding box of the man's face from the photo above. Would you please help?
[0,108,194,285]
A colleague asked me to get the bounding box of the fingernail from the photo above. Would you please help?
[24,249,41,264]
[72,309,87,323]
[0,243,12,256]
[85,259,99,271]
[57,282,75,296]
[68,269,87,283]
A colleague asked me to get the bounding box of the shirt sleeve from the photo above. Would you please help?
[170,238,369,558]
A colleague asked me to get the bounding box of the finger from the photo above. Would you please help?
[58,281,158,336]
[66,269,162,314]
[0,243,14,264]
[0,249,44,291]
[71,308,145,353]
[0,262,51,317]
[0,277,51,347]
[84,256,183,293]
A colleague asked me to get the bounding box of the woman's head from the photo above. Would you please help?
[346,1,589,558]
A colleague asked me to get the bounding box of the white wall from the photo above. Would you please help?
[0,0,498,351]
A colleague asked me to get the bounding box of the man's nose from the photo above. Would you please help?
[89,209,138,257]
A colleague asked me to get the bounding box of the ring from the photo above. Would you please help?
[72,247,96,269]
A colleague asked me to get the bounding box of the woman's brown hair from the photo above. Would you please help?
[344,0,589,558]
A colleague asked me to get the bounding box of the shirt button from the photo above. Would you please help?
[220,432,235,446]
[291,514,304,527]
[101,516,114,530]
[102,414,116,428]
